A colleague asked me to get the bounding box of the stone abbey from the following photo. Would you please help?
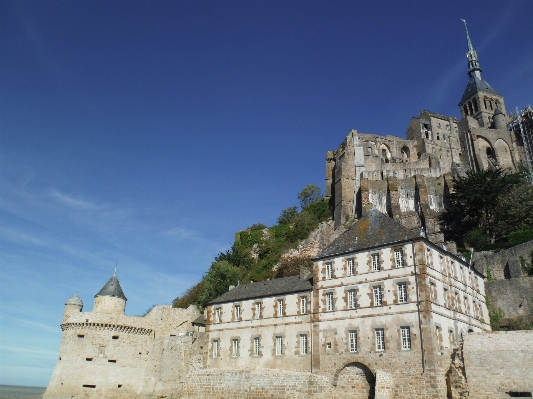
[44,24,533,399]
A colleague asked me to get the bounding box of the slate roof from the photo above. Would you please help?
[192,314,206,326]
[95,274,127,301]
[209,275,313,305]
[65,294,83,307]
[460,75,500,105]
[315,209,421,260]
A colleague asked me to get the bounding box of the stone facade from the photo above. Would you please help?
[325,29,526,242]
[43,275,202,399]
[202,210,490,398]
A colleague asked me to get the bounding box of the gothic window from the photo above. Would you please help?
[484,98,488,109]
[463,104,468,116]
[473,98,479,113]
[468,101,474,115]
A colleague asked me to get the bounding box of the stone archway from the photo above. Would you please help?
[333,362,376,399]
[475,136,497,170]
[493,138,515,170]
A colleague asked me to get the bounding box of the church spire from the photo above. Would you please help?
[461,19,482,79]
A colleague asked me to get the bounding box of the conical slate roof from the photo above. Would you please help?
[94,274,127,301]
[315,209,421,259]
[65,294,83,306]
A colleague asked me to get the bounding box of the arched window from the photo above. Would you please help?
[463,104,468,116]
[473,98,478,113]
[468,101,474,115]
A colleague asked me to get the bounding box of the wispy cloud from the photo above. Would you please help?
[163,226,201,241]
[48,188,104,211]
[13,318,59,334]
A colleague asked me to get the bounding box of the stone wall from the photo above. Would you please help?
[171,367,448,399]
[462,331,533,398]
[473,240,533,321]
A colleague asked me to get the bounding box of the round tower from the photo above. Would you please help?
[493,108,506,130]
[63,294,83,323]
[93,272,127,314]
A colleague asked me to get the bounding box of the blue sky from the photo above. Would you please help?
[1,0,532,387]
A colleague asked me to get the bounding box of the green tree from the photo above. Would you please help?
[298,184,323,209]
[441,169,524,245]
[494,184,533,240]
[277,206,298,225]
[197,261,241,308]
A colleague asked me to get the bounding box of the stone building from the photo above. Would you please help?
[325,22,526,242]
[204,210,490,397]
[43,273,203,399]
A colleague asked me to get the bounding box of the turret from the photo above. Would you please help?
[493,108,506,130]
[93,272,127,314]
[63,294,83,323]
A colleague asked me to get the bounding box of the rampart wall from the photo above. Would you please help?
[462,331,533,398]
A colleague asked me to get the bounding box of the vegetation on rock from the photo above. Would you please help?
[173,184,331,310]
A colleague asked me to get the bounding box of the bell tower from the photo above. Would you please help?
[458,20,506,128]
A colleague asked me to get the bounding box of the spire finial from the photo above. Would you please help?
[461,19,482,78]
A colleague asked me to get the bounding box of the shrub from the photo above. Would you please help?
[277,206,298,225]
[509,229,533,246]
[464,228,491,250]
[249,223,267,231]
[197,261,241,308]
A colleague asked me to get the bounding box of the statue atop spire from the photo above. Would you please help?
[461,19,482,79]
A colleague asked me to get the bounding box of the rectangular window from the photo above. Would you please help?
[255,303,261,319]
[277,299,284,317]
[215,308,221,323]
[395,249,404,267]
[234,305,241,320]
[348,290,356,309]
[326,292,334,311]
[347,258,355,275]
[373,286,382,306]
[253,337,260,356]
[300,296,307,314]
[401,327,411,349]
[375,328,385,351]
[349,330,357,352]
[232,339,239,357]
[371,253,380,271]
[212,340,219,358]
[275,336,283,356]
[326,262,332,279]
[398,283,407,303]
[299,334,307,355]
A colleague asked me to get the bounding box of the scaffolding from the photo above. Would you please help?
[508,105,533,182]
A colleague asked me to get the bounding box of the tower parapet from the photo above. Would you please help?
[63,294,83,323]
